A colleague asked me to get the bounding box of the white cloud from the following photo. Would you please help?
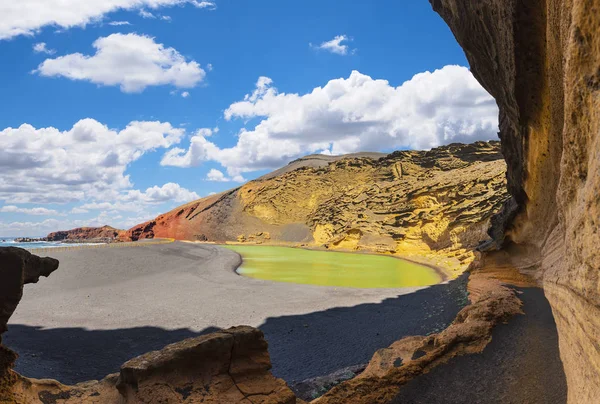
[312,35,353,55]
[108,21,131,26]
[206,168,228,182]
[0,118,184,204]
[205,169,245,183]
[35,33,206,93]
[0,0,217,40]
[161,65,499,175]
[206,63,213,71]
[139,9,156,18]
[161,15,172,21]
[181,91,190,98]
[190,1,216,9]
[0,205,60,216]
[122,183,199,203]
[33,42,56,55]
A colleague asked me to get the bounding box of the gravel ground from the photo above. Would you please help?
[5,242,468,385]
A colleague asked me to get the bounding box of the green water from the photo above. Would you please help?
[224,245,441,288]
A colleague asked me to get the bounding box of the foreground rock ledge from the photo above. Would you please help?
[12,326,297,403]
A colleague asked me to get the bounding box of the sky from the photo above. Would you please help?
[0,0,499,237]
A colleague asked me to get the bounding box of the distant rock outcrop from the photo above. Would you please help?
[47,225,125,242]
[125,141,509,274]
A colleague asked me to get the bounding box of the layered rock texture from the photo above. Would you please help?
[430,0,600,401]
[126,141,509,274]
[46,225,125,242]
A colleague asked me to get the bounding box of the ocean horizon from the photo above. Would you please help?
[0,237,105,250]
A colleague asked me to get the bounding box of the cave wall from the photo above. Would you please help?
[430,0,600,401]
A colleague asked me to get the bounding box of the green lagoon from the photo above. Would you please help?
[224,245,441,288]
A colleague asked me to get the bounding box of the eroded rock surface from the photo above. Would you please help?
[431,0,600,401]
[125,142,508,274]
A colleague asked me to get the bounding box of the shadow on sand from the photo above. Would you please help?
[5,275,470,385]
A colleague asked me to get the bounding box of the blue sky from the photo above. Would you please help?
[0,0,499,236]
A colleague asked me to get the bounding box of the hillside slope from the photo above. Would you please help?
[125,141,508,273]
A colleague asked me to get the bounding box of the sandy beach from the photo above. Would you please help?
[5,241,468,386]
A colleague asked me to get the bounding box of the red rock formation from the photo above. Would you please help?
[46,225,125,242]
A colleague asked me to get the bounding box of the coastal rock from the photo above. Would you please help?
[0,248,58,402]
[431,0,600,401]
[46,225,125,242]
[125,142,509,274]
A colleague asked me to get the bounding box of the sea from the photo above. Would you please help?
[0,237,104,250]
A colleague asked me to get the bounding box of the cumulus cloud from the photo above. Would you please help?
[0,0,217,40]
[311,35,354,55]
[33,42,56,55]
[0,205,60,216]
[0,119,184,204]
[161,65,499,175]
[206,168,228,182]
[181,91,190,98]
[205,169,245,183]
[35,33,206,93]
[122,183,200,203]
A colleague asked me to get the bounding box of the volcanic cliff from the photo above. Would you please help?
[125,141,509,274]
